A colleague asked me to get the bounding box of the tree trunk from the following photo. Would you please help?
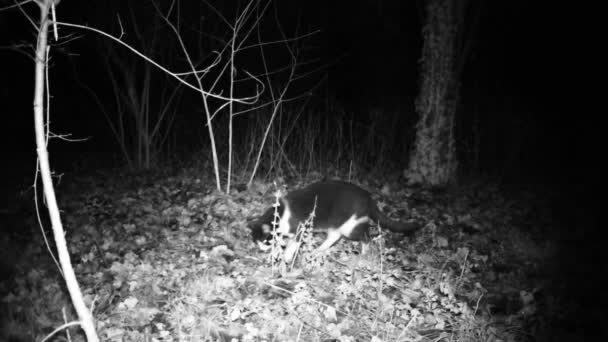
[407,0,464,186]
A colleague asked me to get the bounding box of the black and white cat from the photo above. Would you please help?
[248,180,419,261]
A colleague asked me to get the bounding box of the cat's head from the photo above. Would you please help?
[247,207,278,250]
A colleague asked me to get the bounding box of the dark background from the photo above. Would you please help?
[0,0,596,254]
[0,0,589,186]
[0,1,601,339]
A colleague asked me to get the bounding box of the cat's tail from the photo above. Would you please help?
[369,202,420,234]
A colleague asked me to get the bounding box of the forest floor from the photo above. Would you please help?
[0,165,594,341]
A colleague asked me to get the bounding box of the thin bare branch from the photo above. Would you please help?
[291,55,345,82]
[238,30,321,52]
[44,46,50,145]
[248,54,297,185]
[273,0,295,60]
[173,50,221,77]
[208,100,232,124]
[116,14,125,40]
[50,0,58,40]
[41,321,83,342]
[55,21,258,104]
[152,0,223,189]
[256,3,275,102]
[234,56,320,83]
[235,0,273,51]
[13,0,38,30]
[150,81,183,139]
[0,43,35,60]
[198,0,233,30]
[51,32,84,47]
[0,0,32,11]
[232,80,318,118]
[46,132,91,142]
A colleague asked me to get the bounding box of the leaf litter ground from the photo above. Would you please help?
[1,169,566,341]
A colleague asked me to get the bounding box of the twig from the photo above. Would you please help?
[41,321,81,342]
[0,0,32,11]
[55,21,259,103]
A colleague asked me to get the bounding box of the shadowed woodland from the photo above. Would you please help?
[0,0,600,341]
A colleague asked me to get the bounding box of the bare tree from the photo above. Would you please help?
[154,0,316,190]
[85,7,183,171]
[58,2,263,191]
[28,0,99,340]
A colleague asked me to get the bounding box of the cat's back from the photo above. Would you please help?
[285,181,372,221]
